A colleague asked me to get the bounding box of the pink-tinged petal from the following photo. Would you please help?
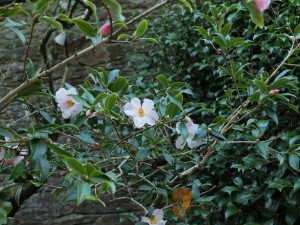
[269,89,279,95]
[11,156,24,166]
[124,102,138,117]
[71,103,83,116]
[62,109,72,119]
[157,220,167,225]
[0,149,5,161]
[187,137,202,149]
[131,97,142,109]
[142,99,154,113]
[176,122,181,134]
[146,110,159,124]
[153,209,164,220]
[133,117,147,128]
[186,121,198,136]
[175,136,185,149]
[141,217,151,224]
[254,0,270,12]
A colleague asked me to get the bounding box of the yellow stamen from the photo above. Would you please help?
[149,218,158,224]
[66,99,75,108]
[137,107,145,117]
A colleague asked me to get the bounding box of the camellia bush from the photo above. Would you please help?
[0,0,300,225]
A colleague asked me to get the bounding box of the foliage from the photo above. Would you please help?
[0,0,300,225]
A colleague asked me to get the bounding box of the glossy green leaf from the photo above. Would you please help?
[77,183,91,206]
[70,18,96,37]
[33,0,50,15]
[65,157,87,176]
[29,139,47,160]
[135,19,148,39]
[40,16,63,32]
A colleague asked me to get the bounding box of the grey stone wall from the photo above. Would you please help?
[0,0,156,224]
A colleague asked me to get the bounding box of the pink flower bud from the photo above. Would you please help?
[86,110,96,118]
[254,0,271,12]
[98,23,111,37]
[269,89,279,95]
[93,142,100,149]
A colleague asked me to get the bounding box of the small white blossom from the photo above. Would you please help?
[175,120,202,149]
[55,88,83,119]
[141,209,167,225]
[123,97,158,128]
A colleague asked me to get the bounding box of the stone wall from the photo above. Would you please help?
[0,0,157,224]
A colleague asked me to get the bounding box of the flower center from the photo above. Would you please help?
[66,99,75,108]
[149,218,158,224]
[137,107,145,117]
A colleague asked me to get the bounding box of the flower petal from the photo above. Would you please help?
[157,220,167,225]
[144,110,159,126]
[141,217,151,225]
[153,209,164,220]
[131,97,141,108]
[187,137,202,149]
[124,102,138,117]
[186,121,198,136]
[133,117,147,128]
[142,99,154,113]
[175,136,185,149]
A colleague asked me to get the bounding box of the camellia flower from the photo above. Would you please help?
[175,120,202,149]
[254,0,271,12]
[141,209,167,225]
[269,89,279,95]
[55,88,83,119]
[123,97,158,128]
[98,23,111,37]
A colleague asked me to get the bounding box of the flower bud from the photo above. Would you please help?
[86,110,96,118]
[98,23,111,37]
[207,127,213,133]
[269,89,279,95]
[93,142,100,149]
[254,0,271,13]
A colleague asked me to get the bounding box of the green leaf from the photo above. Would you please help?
[178,0,193,13]
[285,211,297,225]
[134,148,151,161]
[33,0,50,15]
[65,157,87,176]
[195,26,209,39]
[135,19,148,39]
[15,185,23,206]
[29,139,47,161]
[213,35,227,47]
[93,93,108,107]
[108,69,120,84]
[255,79,267,93]
[167,92,183,110]
[70,18,96,37]
[77,183,91,206]
[243,0,264,28]
[289,154,300,172]
[79,86,95,103]
[33,156,50,182]
[225,202,239,219]
[176,122,189,141]
[139,37,159,44]
[156,188,168,197]
[157,74,169,88]
[9,160,26,180]
[221,23,232,36]
[40,16,63,32]
[47,143,73,157]
[117,34,132,40]
[102,0,123,20]
[294,24,300,38]
[257,142,270,159]
[104,93,118,111]
[7,26,26,45]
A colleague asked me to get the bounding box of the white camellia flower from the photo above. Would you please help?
[55,88,83,119]
[175,120,202,149]
[141,209,167,225]
[123,97,158,128]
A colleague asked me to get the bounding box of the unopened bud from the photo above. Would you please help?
[269,89,279,95]
[93,142,100,149]
[86,110,96,118]
[98,23,111,37]
[207,127,213,133]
